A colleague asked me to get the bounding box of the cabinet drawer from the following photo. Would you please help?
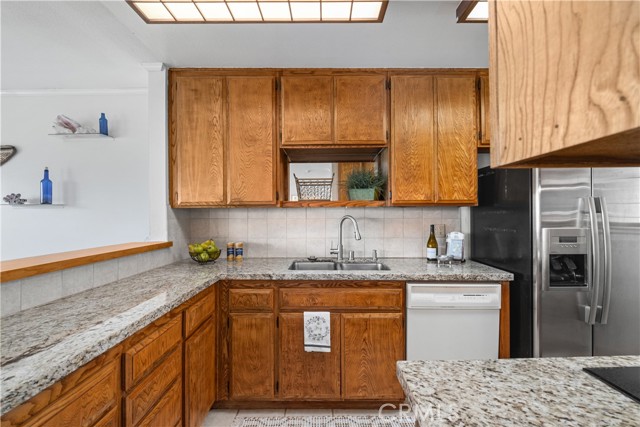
[124,315,182,390]
[230,289,274,311]
[25,359,119,427]
[94,407,118,427]
[137,378,182,427]
[184,290,215,337]
[125,347,182,427]
[279,288,403,310]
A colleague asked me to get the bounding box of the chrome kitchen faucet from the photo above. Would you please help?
[330,215,362,262]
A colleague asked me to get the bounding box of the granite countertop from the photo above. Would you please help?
[0,257,512,415]
[397,356,640,426]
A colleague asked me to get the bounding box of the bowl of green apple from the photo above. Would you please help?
[188,240,221,264]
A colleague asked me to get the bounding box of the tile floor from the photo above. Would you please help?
[204,409,384,427]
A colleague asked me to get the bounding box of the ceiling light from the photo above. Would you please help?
[258,2,291,21]
[165,2,204,20]
[351,1,382,20]
[290,2,320,21]
[127,0,387,23]
[132,2,175,21]
[197,2,234,21]
[456,0,488,23]
[227,1,263,21]
[322,2,351,21]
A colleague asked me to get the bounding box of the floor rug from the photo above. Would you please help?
[232,415,415,427]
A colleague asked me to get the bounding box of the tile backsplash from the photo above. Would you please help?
[188,207,461,259]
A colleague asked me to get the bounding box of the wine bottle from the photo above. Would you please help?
[426,224,438,261]
[40,167,52,204]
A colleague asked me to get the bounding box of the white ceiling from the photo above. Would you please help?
[1,1,488,90]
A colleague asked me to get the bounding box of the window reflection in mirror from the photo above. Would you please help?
[288,162,377,201]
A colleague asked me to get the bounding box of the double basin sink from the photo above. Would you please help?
[289,260,390,271]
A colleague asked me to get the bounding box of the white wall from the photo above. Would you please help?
[0,92,150,260]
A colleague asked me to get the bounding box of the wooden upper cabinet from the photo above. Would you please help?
[335,75,388,145]
[489,0,640,167]
[390,75,436,204]
[169,71,277,208]
[390,74,477,205]
[170,77,225,207]
[280,73,388,148]
[342,313,404,400]
[435,76,478,203]
[478,74,490,148]
[281,76,333,145]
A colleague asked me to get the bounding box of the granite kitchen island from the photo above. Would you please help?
[397,356,640,426]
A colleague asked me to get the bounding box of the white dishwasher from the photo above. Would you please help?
[406,283,502,360]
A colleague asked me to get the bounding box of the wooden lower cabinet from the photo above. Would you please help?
[279,313,341,399]
[221,281,406,405]
[342,313,405,400]
[184,318,216,427]
[229,313,276,400]
[2,288,218,427]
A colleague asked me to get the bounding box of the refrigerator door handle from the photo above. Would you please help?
[584,197,601,325]
[597,197,612,324]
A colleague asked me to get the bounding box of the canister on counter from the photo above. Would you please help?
[227,242,235,261]
[234,242,244,261]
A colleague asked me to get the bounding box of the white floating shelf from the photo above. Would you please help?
[1,203,65,208]
[49,133,114,140]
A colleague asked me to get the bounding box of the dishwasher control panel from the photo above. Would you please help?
[407,283,501,309]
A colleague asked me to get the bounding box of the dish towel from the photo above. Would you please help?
[304,311,331,352]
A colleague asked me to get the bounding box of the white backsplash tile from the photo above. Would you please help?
[1,280,22,317]
[286,219,307,238]
[383,218,404,238]
[193,207,461,259]
[247,218,268,239]
[228,218,249,241]
[228,208,248,219]
[93,259,119,288]
[118,255,140,280]
[62,265,95,296]
[21,272,63,311]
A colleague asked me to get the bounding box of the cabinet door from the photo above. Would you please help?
[227,76,277,205]
[335,75,388,145]
[170,76,226,207]
[435,76,478,203]
[390,76,436,205]
[229,313,275,399]
[281,76,333,146]
[185,318,216,427]
[342,313,404,400]
[478,75,490,148]
[279,313,341,399]
[490,1,639,167]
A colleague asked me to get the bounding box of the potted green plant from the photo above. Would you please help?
[345,169,387,201]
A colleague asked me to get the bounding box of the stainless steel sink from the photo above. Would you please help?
[288,261,390,271]
[337,262,390,271]
[288,261,338,270]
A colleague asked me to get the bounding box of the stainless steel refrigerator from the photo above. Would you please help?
[471,167,640,358]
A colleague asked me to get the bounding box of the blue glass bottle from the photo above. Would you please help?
[99,113,108,136]
[40,167,52,204]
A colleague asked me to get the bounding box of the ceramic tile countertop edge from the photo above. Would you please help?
[396,356,640,426]
[0,258,512,415]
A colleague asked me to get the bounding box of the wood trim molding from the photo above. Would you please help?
[0,242,173,283]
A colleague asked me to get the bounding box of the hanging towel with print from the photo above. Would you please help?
[304,311,331,352]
